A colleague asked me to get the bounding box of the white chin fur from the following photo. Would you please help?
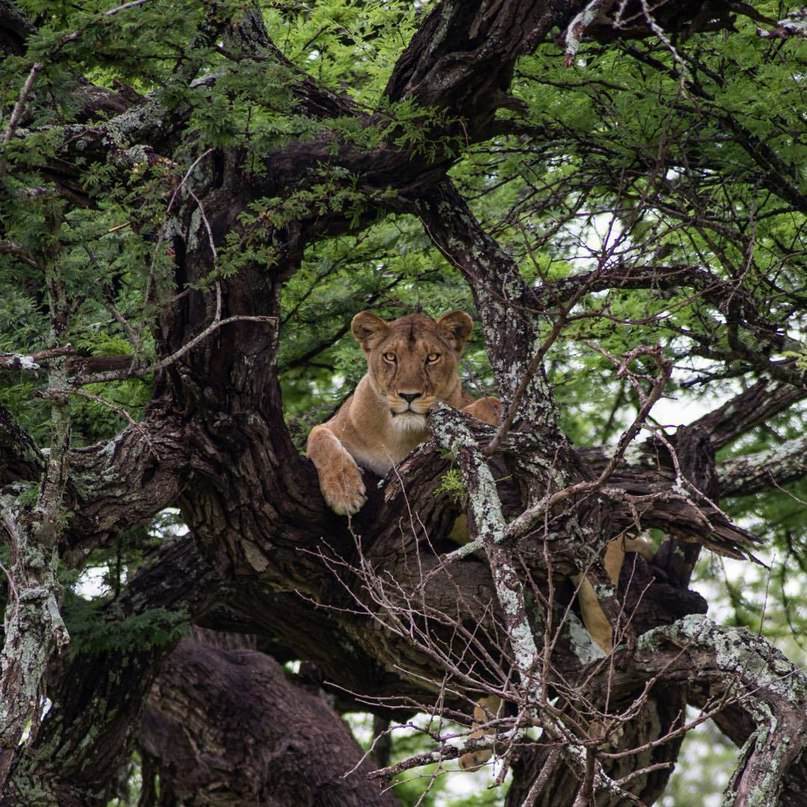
[391,412,427,432]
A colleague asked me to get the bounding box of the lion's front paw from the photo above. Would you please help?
[318,452,367,516]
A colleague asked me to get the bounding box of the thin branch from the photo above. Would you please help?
[1,61,42,146]
[74,312,278,386]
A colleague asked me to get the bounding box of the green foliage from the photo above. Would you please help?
[435,467,466,505]
[1,1,805,804]
[11,483,38,509]
[64,593,189,656]
[263,0,421,107]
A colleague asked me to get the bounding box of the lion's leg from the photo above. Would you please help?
[459,695,501,770]
[574,539,626,654]
[577,536,656,652]
[573,573,613,654]
[624,535,655,561]
[604,535,655,584]
[462,396,501,426]
[306,425,367,515]
[603,539,626,586]
[449,513,471,544]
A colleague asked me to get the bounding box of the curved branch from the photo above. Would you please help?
[628,616,807,807]
[690,379,806,451]
[25,407,185,555]
[385,0,556,134]
[0,399,185,554]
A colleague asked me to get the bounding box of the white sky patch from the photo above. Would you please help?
[73,565,110,600]
[73,509,188,600]
[661,708,735,807]
[152,507,190,537]
[651,393,716,429]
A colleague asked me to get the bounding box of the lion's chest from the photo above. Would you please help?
[350,414,428,476]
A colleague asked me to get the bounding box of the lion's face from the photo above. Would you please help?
[351,311,473,430]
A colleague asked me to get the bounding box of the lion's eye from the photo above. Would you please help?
[426,353,441,363]
[383,352,396,363]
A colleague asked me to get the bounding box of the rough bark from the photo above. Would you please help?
[0,400,188,556]
[1,1,805,805]
[1,535,219,807]
[140,633,398,807]
[718,435,807,497]
[627,618,807,807]
[690,379,806,452]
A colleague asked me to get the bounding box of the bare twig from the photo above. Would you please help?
[73,311,278,386]
[2,62,43,147]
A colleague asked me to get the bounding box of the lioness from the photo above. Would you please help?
[306,310,500,516]
[307,309,651,769]
[307,310,651,654]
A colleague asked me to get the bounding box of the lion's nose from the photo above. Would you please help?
[399,392,422,404]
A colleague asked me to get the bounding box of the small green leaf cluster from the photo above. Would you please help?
[65,594,189,656]
[435,468,466,505]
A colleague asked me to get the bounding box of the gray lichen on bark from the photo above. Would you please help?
[637,615,807,807]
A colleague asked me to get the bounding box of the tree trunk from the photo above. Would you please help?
[140,632,398,806]
[2,1,805,804]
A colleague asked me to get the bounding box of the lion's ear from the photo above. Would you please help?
[351,311,389,350]
[437,311,474,353]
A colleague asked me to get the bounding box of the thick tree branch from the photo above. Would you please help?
[627,615,807,807]
[690,378,806,451]
[141,633,398,806]
[417,181,553,424]
[64,408,188,553]
[0,403,187,555]
[718,435,807,497]
[384,0,555,135]
[1,534,219,807]
[2,3,801,804]
[0,240,73,789]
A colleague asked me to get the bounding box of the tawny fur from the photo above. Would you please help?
[306,310,652,651]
